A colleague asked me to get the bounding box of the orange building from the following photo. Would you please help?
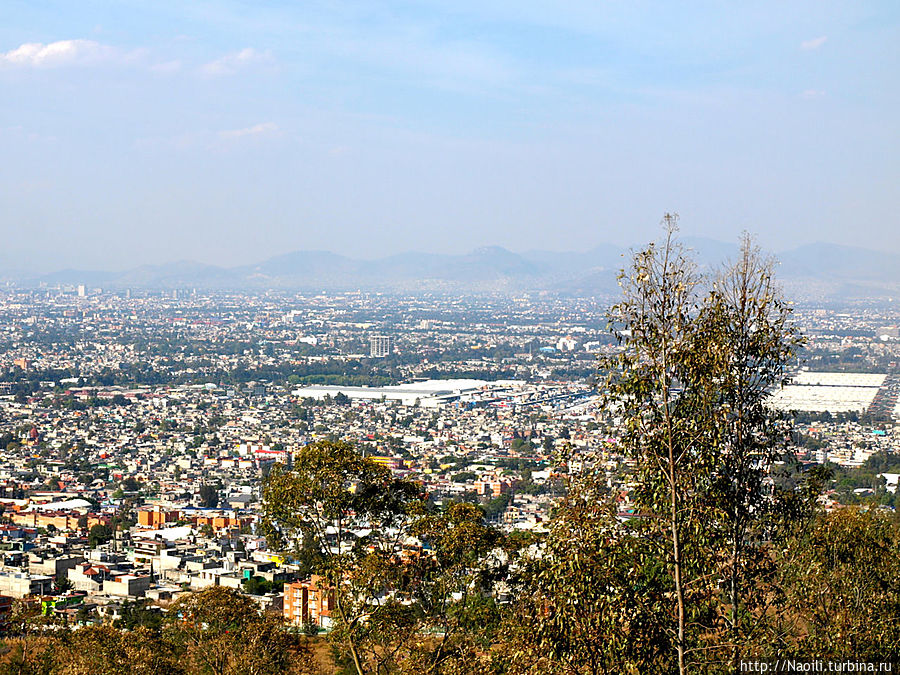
[474,474,510,497]
[283,576,334,629]
[9,511,109,531]
[137,507,180,528]
[192,513,253,531]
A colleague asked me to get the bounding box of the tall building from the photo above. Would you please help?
[369,335,394,358]
[77,284,86,297]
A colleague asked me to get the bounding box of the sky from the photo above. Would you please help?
[1,1,898,272]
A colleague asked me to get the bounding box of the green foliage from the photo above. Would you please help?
[112,600,162,631]
[121,477,142,493]
[819,453,900,505]
[404,501,506,670]
[261,440,507,674]
[604,220,723,672]
[261,440,425,674]
[598,225,805,672]
[481,493,511,519]
[51,575,72,595]
[510,437,533,452]
[165,586,312,675]
[0,588,315,675]
[0,626,178,675]
[769,508,900,660]
[504,483,673,674]
[861,451,900,474]
[199,483,220,509]
[241,576,283,595]
[450,471,476,483]
[261,440,423,560]
[88,523,112,548]
[696,235,805,661]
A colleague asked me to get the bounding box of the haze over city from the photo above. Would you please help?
[2,1,898,272]
[4,3,900,673]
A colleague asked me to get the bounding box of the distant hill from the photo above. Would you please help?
[778,242,900,283]
[7,239,899,300]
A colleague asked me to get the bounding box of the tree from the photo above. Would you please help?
[199,483,220,509]
[262,441,508,674]
[772,508,900,660]
[53,573,73,595]
[89,523,113,548]
[165,586,312,675]
[113,599,162,631]
[52,625,182,675]
[405,500,506,673]
[0,601,64,674]
[590,221,816,671]
[242,576,281,596]
[261,440,423,675]
[698,234,803,661]
[122,477,142,493]
[605,215,722,673]
[504,473,672,674]
[482,493,511,519]
[0,590,312,675]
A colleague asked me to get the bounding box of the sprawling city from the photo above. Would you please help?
[0,277,897,671]
[3,1,899,673]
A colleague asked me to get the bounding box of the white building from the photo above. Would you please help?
[369,335,394,358]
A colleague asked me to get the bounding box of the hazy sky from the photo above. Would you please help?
[1,1,898,271]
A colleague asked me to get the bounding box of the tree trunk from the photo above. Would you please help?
[669,447,686,675]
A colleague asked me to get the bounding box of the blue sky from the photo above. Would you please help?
[1,1,898,271]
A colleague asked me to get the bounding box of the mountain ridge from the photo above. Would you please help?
[6,240,900,299]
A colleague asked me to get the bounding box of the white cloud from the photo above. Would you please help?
[800,89,826,99]
[135,123,282,152]
[0,39,117,68]
[200,48,272,75]
[219,122,280,139]
[801,36,827,50]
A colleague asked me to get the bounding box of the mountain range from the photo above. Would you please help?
[6,238,900,300]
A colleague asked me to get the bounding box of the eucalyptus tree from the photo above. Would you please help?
[166,586,309,675]
[605,223,806,671]
[405,500,506,674]
[699,234,803,659]
[605,215,724,674]
[261,440,505,674]
[261,440,423,675]
[503,464,673,674]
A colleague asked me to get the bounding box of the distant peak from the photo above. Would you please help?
[471,245,512,255]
